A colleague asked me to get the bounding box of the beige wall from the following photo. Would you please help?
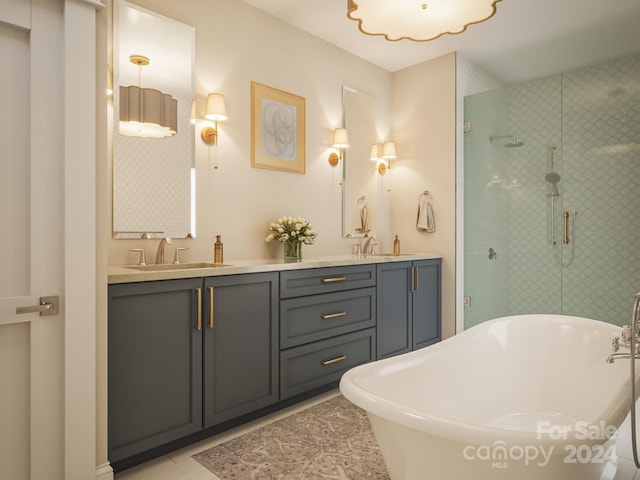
[390,53,457,339]
[107,0,392,267]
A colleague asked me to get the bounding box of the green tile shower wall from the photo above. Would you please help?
[464,54,640,328]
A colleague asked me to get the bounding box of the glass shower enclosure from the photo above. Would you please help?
[464,54,640,329]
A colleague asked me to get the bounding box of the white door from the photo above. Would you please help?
[0,0,66,478]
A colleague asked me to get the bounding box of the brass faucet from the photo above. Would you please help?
[363,235,379,255]
[155,237,172,265]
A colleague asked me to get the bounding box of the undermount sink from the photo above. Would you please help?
[370,252,415,257]
[124,262,232,272]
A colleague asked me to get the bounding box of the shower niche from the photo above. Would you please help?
[463,53,640,329]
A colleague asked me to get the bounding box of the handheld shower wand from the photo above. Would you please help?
[545,146,561,245]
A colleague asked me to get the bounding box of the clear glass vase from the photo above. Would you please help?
[284,240,302,262]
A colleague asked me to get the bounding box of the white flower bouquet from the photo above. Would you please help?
[265,217,318,245]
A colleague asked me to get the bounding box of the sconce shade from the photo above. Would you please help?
[119,85,178,138]
[382,141,397,159]
[332,128,350,148]
[347,0,502,42]
[204,93,227,121]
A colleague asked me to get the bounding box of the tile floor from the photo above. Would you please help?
[113,390,341,480]
[113,388,640,480]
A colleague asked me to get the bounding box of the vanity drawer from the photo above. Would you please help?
[279,265,375,298]
[280,287,375,349]
[280,328,376,399]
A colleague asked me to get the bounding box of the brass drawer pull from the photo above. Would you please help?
[196,287,202,331]
[208,286,214,329]
[322,276,347,283]
[321,355,347,366]
[322,311,347,319]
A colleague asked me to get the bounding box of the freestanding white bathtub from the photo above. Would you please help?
[340,314,638,480]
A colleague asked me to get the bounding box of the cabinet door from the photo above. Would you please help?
[376,262,412,359]
[412,259,442,350]
[108,278,203,464]
[203,272,279,427]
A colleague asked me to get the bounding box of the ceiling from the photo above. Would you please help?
[241,0,640,84]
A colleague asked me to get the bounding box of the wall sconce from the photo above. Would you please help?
[200,93,227,145]
[190,99,196,125]
[328,127,349,166]
[377,141,396,175]
[119,55,177,139]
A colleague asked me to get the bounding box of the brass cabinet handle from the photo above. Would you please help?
[321,355,347,366]
[196,287,202,331]
[321,311,347,319]
[410,267,418,293]
[208,286,214,329]
[322,276,347,283]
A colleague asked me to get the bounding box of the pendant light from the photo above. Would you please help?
[119,55,177,139]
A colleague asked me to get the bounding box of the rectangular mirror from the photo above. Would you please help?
[342,86,377,237]
[112,1,195,239]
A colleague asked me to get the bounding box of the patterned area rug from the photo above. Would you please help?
[193,394,389,479]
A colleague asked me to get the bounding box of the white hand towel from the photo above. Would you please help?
[355,205,369,233]
[417,201,436,233]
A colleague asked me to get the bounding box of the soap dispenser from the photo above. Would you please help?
[214,235,224,265]
[393,235,400,255]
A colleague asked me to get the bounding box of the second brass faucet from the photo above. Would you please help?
[363,235,379,255]
[155,237,172,264]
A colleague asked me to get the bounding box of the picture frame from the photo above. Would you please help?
[251,81,306,174]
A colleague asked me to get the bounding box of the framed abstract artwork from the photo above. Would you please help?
[251,81,306,174]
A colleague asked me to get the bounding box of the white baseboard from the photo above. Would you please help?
[96,462,114,480]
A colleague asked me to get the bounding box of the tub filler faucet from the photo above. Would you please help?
[607,293,640,364]
[608,292,640,469]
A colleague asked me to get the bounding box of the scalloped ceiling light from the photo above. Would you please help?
[347,0,502,42]
[119,55,177,139]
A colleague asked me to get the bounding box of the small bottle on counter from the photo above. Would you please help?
[214,235,224,264]
[393,235,400,255]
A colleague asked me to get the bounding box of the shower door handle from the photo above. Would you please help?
[563,211,570,244]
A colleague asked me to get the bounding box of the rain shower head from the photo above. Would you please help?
[505,136,525,148]
[489,134,525,148]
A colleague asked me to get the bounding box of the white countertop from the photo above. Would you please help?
[107,253,443,284]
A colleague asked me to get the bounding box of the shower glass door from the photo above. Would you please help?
[463,53,640,330]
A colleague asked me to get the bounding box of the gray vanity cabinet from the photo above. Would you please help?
[202,272,279,427]
[376,259,441,359]
[108,258,440,468]
[108,278,203,464]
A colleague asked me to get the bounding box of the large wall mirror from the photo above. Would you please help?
[112,1,195,239]
[342,86,377,237]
